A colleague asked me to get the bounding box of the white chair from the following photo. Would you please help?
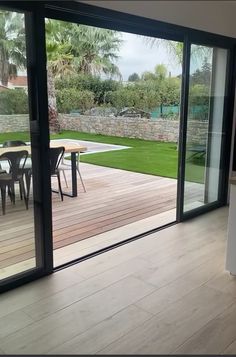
[59,152,86,192]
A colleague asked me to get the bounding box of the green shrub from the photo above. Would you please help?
[106,87,160,111]
[55,74,121,105]
[0,89,28,114]
[56,88,94,113]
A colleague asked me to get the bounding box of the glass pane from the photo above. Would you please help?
[184,44,227,212]
[45,18,183,267]
[0,10,40,281]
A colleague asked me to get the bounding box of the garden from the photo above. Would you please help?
[0,14,209,183]
[0,130,205,183]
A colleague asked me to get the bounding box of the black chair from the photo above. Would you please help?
[2,140,32,198]
[0,150,28,215]
[50,147,65,201]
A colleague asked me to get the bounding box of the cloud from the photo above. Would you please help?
[116,32,182,80]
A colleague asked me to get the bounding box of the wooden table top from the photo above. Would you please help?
[0,140,87,156]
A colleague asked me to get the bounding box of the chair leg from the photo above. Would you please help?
[19,182,23,200]
[10,182,15,204]
[77,167,86,192]
[20,178,28,210]
[62,170,68,188]
[57,172,63,201]
[25,170,31,200]
[1,186,6,215]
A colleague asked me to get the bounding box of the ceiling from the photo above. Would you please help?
[78,1,236,38]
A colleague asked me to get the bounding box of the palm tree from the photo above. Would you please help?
[70,24,121,78]
[46,21,76,132]
[45,19,122,132]
[0,11,26,86]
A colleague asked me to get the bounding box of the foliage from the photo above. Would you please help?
[45,19,122,131]
[55,64,181,114]
[188,57,212,121]
[105,74,181,112]
[141,71,157,81]
[189,84,210,105]
[56,88,94,113]
[0,89,28,114]
[154,64,168,80]
[55,74,121,105]
[106,86,160,111]
[137,65,181,114]
[156,77,181,107]
[0,11,26,86]
[190,57,212,86]
[46,19,122,79]
[142,37,183,65]
[128,73,140,82]
[188,84,210,120]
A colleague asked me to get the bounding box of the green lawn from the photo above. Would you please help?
[0,130,205,182]
[54,131,179,179]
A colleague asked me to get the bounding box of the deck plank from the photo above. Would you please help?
[0,163,179,275]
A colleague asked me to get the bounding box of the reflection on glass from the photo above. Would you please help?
[184,44,227,212]
[0,10,37,280]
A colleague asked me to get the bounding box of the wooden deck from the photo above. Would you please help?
[0,163,179,277]
[52,164,178,249]
[0,163,205,278]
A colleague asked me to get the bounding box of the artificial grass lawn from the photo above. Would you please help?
[54,131,179,178]
[0,130,204,182]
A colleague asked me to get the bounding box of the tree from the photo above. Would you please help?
[46,21,76,132]
[106,85,160,111]
[189,84,210,120]
[141,64,168,82]
[143,37,212,70]
[55,74,121,105]
[140,64,179,116]
[154,64,167,80]
[69,24,122,78]
[191,57,212,86]
[128,72,140,82]
[141,71,156,81]
[0,10,26,86]
[45,19,122,132]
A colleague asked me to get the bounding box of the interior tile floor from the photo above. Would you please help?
[1,206,236,354]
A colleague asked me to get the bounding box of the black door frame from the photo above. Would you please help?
[0,2,53,293]
[42,1,236,222]
[177,38,236,221]
[1,1,236,292]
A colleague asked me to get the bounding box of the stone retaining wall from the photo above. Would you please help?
[0,114,29,132]
[0,114,208,145]
[59,114,208,145]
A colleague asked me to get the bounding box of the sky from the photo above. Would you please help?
[18,30,183,80]
[115,31,182,81]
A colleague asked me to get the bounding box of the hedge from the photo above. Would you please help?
[0,89,28,114]
[56,88,94,113]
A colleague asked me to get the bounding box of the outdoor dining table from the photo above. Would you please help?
[0,140,87,198]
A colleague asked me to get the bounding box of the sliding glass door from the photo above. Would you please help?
[1,1,235,291]
[0,5,52,292]
[180,42,231,216]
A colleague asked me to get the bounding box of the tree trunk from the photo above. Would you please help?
[160,103,163,117]
[47,66,60,133]
[0,60,9,86]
